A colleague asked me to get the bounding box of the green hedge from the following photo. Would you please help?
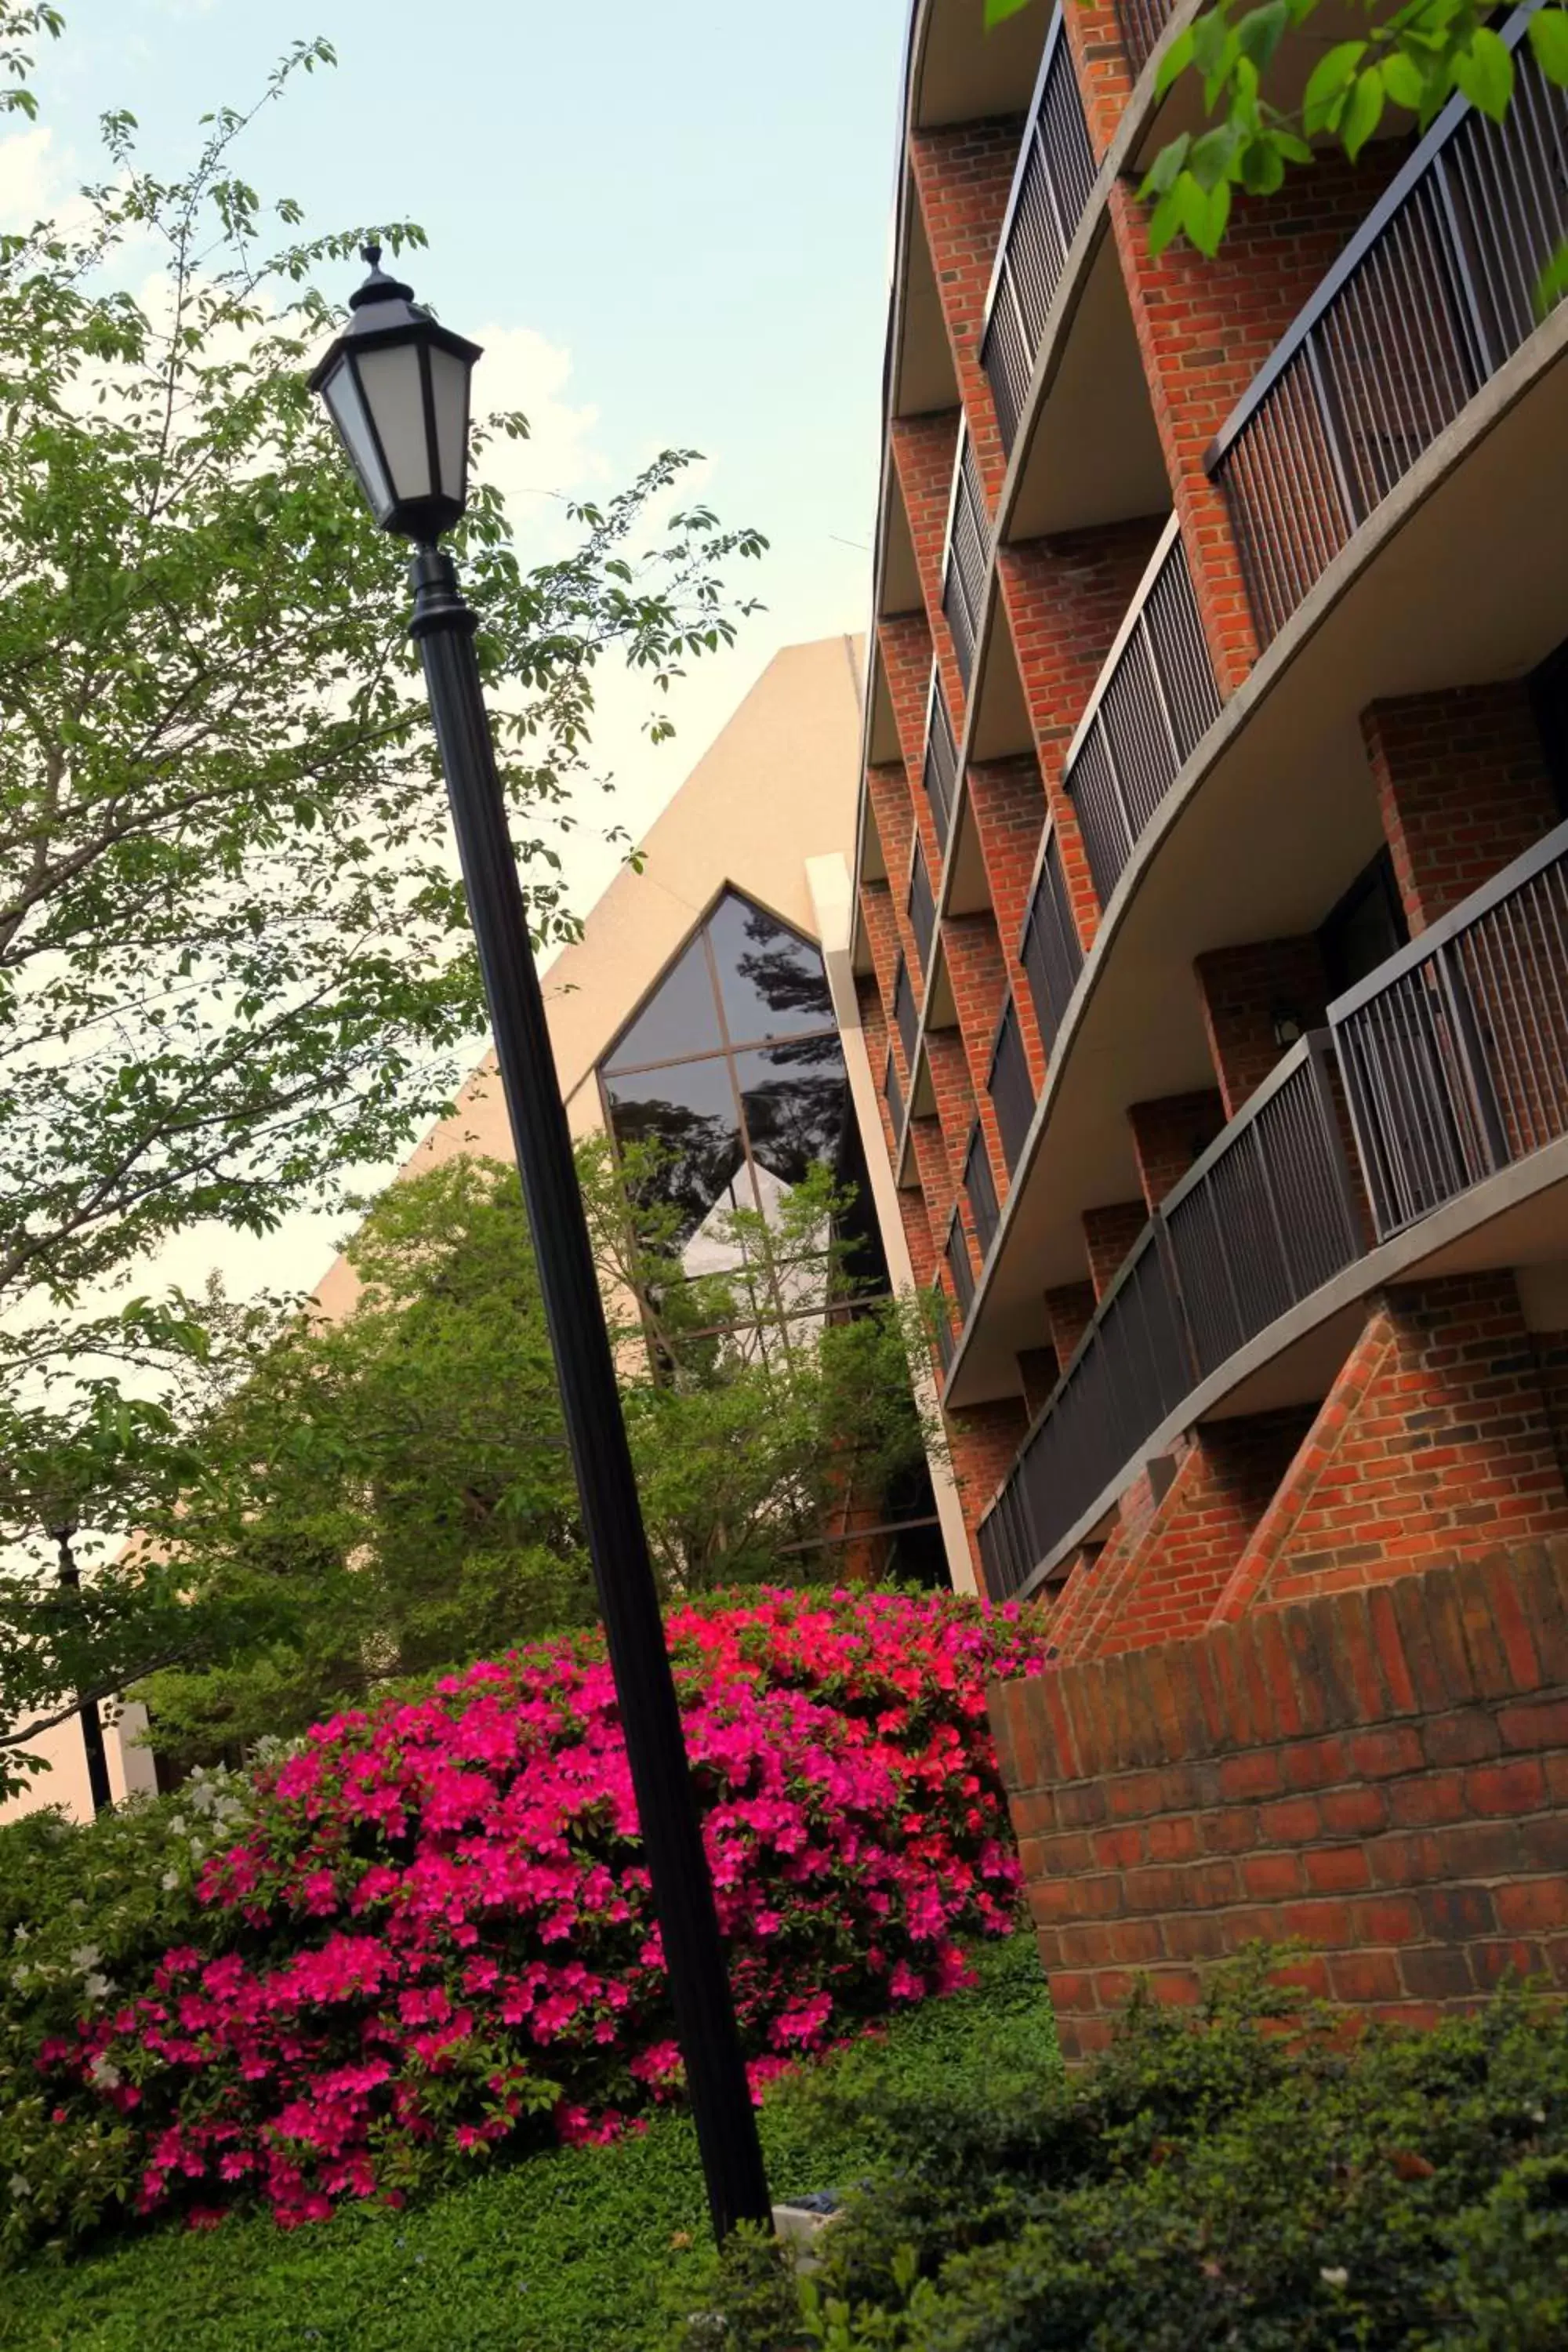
[687,1952,1568,2351]
[0,1934,1058,2351]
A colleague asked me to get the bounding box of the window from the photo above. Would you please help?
[1319,849,1409,999]
[598,891,851,1305]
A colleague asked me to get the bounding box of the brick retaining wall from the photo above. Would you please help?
[991,1541,1568,2058]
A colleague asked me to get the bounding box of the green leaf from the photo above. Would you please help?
[1189,123,1240,190]
[1179,172,1232,256]
[1148,184,1186,256]
[1379,47,1426,111]
[1528,7,1568,87]
[1154,24,1196,96]
[1453,25,1514,122]
[1537,237,1568,318]
[1240,135,1287,194]
[1303,39,1367,132]
[1342,67,1386,159]
[1138,131,1191,201]
[1233,1,1289,74]
[1191,7,1232,81]
[983,0,1033,24]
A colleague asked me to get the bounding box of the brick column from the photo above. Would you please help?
[1362,681,1559,933]
[864,763,927,993]
[942,913,1011,1200]
[908,118,1022,509]
[947,1394,1032,1567]
[1083,1200,1147,1299]
[1127,1089,1225,1210]
[1046,1280,1096,1371]
[890,412,967,728]
[1059,0,1135,160]
[1196,936,1332,1116]
[1106,151,1406,698]
[997,520,1165,953]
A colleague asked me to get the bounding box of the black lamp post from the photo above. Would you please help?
[309,245,771,2245]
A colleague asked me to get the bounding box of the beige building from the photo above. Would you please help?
[7,634,969,1828]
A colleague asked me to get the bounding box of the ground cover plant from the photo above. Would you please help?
[688,1952,1568,2351]
[0,1933,1058,2352]
[0,1588,1045,2261]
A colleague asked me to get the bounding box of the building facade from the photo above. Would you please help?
[856,0,1568,2038]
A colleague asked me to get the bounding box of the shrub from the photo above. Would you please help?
[1,1588,1045,2258]
[684,1952,1568,2350]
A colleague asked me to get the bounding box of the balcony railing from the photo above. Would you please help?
[1116,0,1178,79]
[893,953,919,1069]
[883,1047,904,1142]
[965,1122,1001,1261]
[1161,1033,1363,1381]
[1020,825,1083,1056]
[946,1207,977,1321]
[942,432,989,690]
[908,840,937,974]
[988,993,1036,1173]
[1333,815,1568,1240]
[922,667,957,854]
[1065,518,1221,907]
[975,1032,1367,1596]
[1209,8,1567,646]
[979,5,1098,456]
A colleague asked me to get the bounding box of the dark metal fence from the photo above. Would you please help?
[1020,823,1083,1055]
[1332,817,1568,1239]
[979,5,1098,455]
[942,433,989,689]
[1065,521,1221,906]
[988,993,1036,1173]
[978,1469,1037,1601]
[946,1208,977,1322]
[923,666,957,853]
[1116,0,1178,79]
[965,1122,1001,1261]
[883,1047,904,1142]
[1161,1033,1363,1381]
[908,840,937,974]
[1209,11,1567,646]
[893,953,919,1069]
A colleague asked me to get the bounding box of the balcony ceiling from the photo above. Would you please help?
[950,325,1568,1405]
[912,0,1047,130]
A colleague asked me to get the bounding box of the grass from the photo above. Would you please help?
[0,1933,1057,2352]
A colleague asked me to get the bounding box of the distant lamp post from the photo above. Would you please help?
[310,245,771,2245]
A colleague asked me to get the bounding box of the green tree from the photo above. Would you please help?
[0,7,764,1790]
[135,1148,941,1762]
[989,0,1568,296]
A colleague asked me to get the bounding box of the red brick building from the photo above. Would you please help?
[850,0,1568,2045]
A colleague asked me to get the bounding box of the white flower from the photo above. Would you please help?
[82,1972,114,2004]
[8,2176,28,2201]
[89,2056,122,2090]
[11,1924,27,1944]
[161,1870,180,1892]
[1320,2268,1349,2290]
[67,1944,101,1973]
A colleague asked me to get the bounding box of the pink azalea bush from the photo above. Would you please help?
[5,1588,1045,2249]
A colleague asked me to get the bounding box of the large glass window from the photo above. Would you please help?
[597,891,850,1302]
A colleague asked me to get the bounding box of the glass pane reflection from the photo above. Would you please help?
[708,891,834,1045]
[735,1037,848,1187]
[601,1055,744,1245]
[603,935,722,1072]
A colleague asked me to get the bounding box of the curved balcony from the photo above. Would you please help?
[978,821,1568,1600]
[1064,517,1221,906]
[1019,826,1083,1058]
[941,430,989,690]
[921,666,957,853]
[979,4,1098,455]
[1209,6,1567,645]
[987,993,1036,1174]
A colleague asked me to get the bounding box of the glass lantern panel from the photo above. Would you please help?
[321,357,393,521]
[354,342,431,505]
[426,343,470,509]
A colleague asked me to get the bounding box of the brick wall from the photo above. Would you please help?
[890,412,967,727]
[1363,682,1559,933]
[1082,1199,1147,1299]
[1214,1273,1568,1620]
[1060,0,1135,159]
[949,1394,1032,1560]
[1046,1279,1097,1372]
[1127,1089,1225,1210]
[908,118,1023,508]
[992,1542,1568,2057]
[1195,936,1333,1117]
